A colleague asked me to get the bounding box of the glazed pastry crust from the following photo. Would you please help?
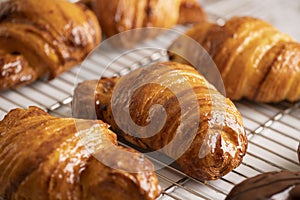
[0,0,101,90]
[73,62,248,181]
[91,0,206,37]
[178,0,206,24]
[169,16,300,102]
[0,107,161,200]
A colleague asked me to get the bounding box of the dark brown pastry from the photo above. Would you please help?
[90,0,206,38]
[0,0,101,90]
[169,16,300,103]
[226,171,300,200]
[298,142,300,164]
[0,107,161,200]
[73,62,248,181]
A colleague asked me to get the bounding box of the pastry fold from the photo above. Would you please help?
[73,62,248,180]
[0,0,101,90]
[91,0,206,37]
[0,106,161,200]
[169,16,300,102]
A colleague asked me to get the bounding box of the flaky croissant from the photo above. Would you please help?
[73,62,248,181]
[0,107,161,200]
[0,0,101,90]
[169,16,300,102]
[90,0,206,37]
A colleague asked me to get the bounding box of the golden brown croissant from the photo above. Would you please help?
[90,0,206,37]
[0,107,161,200]
[169,16,300,102]
[73,62,248,181]
[0,0,101,90]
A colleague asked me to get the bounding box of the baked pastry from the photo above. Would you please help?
[178,0,206,24]
[90,0,206,37]
[0,107,161,200]
[0,0,101,90]
[169,16,300,102]
[73,62,248,181]
[298,142,300,163]
[225,171,300,200]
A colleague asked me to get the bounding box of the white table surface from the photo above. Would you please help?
[200,0,300,41]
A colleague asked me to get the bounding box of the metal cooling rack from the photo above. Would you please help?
[1,1,300,199]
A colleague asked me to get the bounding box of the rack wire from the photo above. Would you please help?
[1,1,300,199]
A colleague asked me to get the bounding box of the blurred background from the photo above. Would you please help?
[199,0,300,41]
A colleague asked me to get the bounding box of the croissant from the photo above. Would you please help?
[169,16,300,102]
[0,107,161,200]
[73,62,248,181]
[225,171,300,200]
[90,0,206,38]
[0,0,101,90]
